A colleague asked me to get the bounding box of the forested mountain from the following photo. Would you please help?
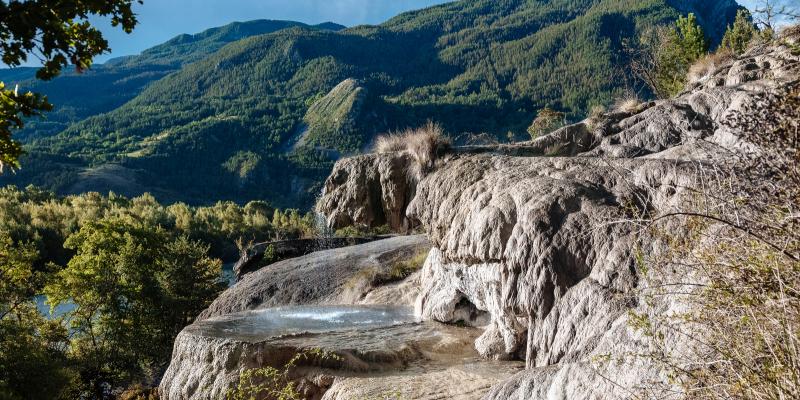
[0,20,344,141]
[1,0,741,208]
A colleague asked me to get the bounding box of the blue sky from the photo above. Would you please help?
[90,0,453,63]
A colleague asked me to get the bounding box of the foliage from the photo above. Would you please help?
[721,9,759,55]
[226,348,339,400]
[0,185,317,396]
[0,185,316,264]
[43,218,225,397]
[0,234,73,400]
[0,0,141,171]
[626,13,709,99]
[386,250,429,283]
[0,82,51,171]
[629,83,800,398]
[527,107,565,139]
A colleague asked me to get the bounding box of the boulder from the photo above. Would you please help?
[199,235,431,319]
[233,236,387,280]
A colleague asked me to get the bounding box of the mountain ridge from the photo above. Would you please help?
[2,0,742,208]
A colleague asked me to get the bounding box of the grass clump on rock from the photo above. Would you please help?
[374,121,450,179]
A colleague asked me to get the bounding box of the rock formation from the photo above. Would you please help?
[199,235,430,319]
[316,35,800,398]
[161,33,799,400]
[161,306,502,400]
[233,236,387,280]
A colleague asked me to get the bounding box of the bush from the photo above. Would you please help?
[527,107,565,139]
[374,121,450,179]
[226,349,338,400]
[630,83,800,398]
[626,13,709,98]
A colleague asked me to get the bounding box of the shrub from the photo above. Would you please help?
[226,348,338,400]
[629,83,800,398]
[686,50,735,85]
[374,121,450,178]
[527,107,565,140]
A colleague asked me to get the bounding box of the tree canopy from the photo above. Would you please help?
[0,0,141,171]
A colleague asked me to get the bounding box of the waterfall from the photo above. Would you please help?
[312,189,335,252]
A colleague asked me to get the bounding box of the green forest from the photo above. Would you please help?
[0,185,316,398]
[0,0,738,208]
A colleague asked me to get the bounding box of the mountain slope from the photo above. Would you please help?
[5,0,740,207]
[0,20,344,141]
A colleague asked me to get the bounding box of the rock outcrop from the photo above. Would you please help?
[233,236,387,280]
[316,36,800,398]
[317,152,418,232]
[199,235,430,319]
[161,304,522,400]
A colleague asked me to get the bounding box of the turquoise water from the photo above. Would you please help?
[191,305,418,341]
[35,296,76,319]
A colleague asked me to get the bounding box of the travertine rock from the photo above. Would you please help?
[163,33,799,400]
[317,152,417,232]
[314,37,800,399]
[199,235,430,319]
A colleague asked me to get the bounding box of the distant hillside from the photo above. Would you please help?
[2,0,741,208]
[0,20,344,141]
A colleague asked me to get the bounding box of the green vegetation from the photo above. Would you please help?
[0,235,73,400]
[527,107,566,140]
[226,348,339,400]
[45,219,225,398]
[0,185,317,398]
[0,185,315,264]
[721,9,759,55]
[0,0,140,171]
[0,20,341,144]
[386,250,429,283]
[629,13,710,99]
[1,0,738,208]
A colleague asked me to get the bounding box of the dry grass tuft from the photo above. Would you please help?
[612,95,642,114]
[687,50,736,84]
[374,121,450,178]
[779,24,800,40]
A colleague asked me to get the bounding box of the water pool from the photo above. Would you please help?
[190,305,418,341]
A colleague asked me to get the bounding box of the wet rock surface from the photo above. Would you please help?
[199,235,431,320]
[161,305,514,400]
[233,237,387,281]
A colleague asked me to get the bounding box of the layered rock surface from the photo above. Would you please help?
[161,35,799,400]
[162,304,522,400]
[233,236,387,280]
[199,235,430,319]
[316,36,800,398]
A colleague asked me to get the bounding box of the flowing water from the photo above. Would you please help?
[191,305,418,341]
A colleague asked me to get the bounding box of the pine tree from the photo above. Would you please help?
[675,13,709,61]
[721,9,758,55]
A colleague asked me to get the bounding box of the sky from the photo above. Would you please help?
[89,0,454,63]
